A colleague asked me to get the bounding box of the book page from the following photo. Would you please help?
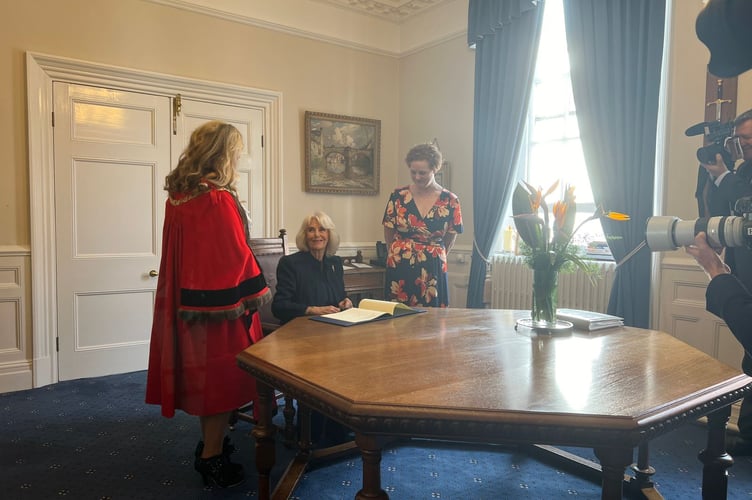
[320,307,387,324]
[358,298,399,315]
[359,299,419,316]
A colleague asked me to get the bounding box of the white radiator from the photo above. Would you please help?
[490,254,616,313]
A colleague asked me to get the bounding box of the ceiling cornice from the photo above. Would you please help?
[143,0,468,57]
[310,0,452,23]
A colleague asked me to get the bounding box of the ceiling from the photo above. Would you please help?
[312,0,454,22]
[146,0,468,56]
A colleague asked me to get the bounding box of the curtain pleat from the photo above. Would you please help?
[563,0,666,327]
[467,0,539,44]
[466,0,545,307]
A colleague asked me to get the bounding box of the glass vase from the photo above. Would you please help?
[531,265,558,327]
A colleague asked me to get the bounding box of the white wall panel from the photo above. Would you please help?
[658,256,744,369]
[0,247,32,392]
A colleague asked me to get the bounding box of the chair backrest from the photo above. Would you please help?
[249,229,290,335]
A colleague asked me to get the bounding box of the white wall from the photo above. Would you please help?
[656,0,748,367]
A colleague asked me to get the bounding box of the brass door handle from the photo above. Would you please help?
[149,270,159,277]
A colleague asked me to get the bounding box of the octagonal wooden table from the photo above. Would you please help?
[237,308,752,499]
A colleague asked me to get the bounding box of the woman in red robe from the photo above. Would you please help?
[145,121,270,488]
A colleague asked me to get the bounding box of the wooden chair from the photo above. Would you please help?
[230,229,297,446]
[249,229,290,335]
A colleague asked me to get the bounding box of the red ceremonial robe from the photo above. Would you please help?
[145,186,271,417]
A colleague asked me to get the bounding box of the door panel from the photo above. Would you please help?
[173,100,265,237]
[54,82,170,380]
[75,291,155,347]
[54,84,268,380]
[72,159,156,255]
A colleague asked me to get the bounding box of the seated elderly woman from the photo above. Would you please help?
[272,211,353,323]
[272,211,353,446]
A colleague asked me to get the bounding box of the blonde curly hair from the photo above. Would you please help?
[165,121,243,193]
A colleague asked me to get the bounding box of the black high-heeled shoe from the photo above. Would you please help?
[194,454,245,488]
[194,435,236,459]
[194,436,242,475]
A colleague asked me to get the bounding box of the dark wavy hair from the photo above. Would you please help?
[405,143,443,172]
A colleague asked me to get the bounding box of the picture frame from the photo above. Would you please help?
[435,160,450,190]
[304,111,381,195]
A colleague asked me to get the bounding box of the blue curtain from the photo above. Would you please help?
[562,0,665,327]
[466,0,545,308]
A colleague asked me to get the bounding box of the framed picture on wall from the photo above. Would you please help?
[435,160,450,190]
[304,111,381,195]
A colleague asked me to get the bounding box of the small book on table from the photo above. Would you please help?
[310,298,424,327]
[556,308,624,331]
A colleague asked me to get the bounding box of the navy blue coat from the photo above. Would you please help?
[271,251,347,324]
[707,273,752,357]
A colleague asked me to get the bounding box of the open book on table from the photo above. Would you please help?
[310,298,424,327]
[556,308,624,331]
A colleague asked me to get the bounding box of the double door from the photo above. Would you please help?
[53,82,265,380]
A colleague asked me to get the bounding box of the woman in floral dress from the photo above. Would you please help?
[382,143,463,307]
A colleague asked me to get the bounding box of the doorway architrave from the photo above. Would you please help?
[26,52,283,387]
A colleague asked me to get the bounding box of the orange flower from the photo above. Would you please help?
[552,185,575,234]
[603,211,630,221]
[513,179,629,273]
[530,186,543,212]
[552,200,567,230]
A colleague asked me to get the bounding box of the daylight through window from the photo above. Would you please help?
[498,0,609,260]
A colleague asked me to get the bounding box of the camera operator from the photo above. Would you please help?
[694,0,752,456]
[696,111,752,455]
[699,110,752,282]
[686,232,751,352]
[688,230,752,455]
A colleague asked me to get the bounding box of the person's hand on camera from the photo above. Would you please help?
[338,297,353,310]
[685,232,731,280]
[701,153,728,178]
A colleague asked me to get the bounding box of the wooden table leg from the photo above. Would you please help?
[594,447,633,500]
[626,442,664,499]
[700,406,733,499]
[250,381,276,500]
[297,404,313,454]
[283,395,297,448]
[270,404,313,499]
[630,443,656,489]
[355,433,388,500]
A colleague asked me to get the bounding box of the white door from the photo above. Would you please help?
[54,84,269,380]
[173,99,265,237]
[54,83,171,380]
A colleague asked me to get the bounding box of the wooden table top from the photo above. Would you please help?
[237,308,751,446]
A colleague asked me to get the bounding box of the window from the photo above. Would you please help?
[497,0,608,258]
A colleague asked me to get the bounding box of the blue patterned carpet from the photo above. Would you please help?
[3,370,752,499]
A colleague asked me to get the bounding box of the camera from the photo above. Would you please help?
[646,196,752,251]
[685,120,740,168]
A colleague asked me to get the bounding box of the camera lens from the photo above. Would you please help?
[646,215,748,251]
[646,216,698,250]
[707,216,747,248]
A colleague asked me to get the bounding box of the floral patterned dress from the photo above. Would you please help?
[382,186,463,307]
